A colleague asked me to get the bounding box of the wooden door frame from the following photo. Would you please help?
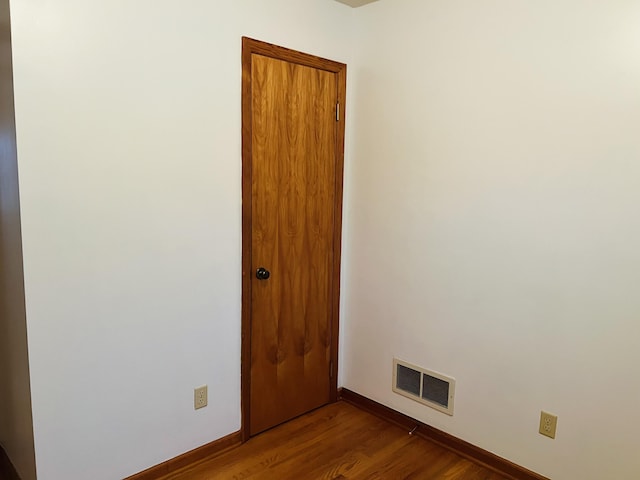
[241,37,346,442]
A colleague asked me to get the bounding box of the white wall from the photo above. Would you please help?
[9,1,353,478]
[13,0,640,478]
[342,1,640,479]
[0,0,36,478]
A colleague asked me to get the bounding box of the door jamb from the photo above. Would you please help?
[241,37,347,442]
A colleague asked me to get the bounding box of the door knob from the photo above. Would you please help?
[256,267,271,280]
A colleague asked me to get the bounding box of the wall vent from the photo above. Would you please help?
[392,358,455,416]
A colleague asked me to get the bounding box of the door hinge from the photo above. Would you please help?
[336,102,340,122]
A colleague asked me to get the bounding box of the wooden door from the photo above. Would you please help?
[241,38,346,437]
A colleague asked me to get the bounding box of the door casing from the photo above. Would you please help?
[240,37,346,441]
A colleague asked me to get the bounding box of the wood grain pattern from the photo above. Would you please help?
[340,389,550,480]
[241,37,347,439]
[250,54,336,435]
[150,402,510,480]
[330,52,347,403]
[124,432,241,480]
[240,37,255,444]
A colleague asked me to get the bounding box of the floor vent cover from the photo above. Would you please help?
[392,358,455,415]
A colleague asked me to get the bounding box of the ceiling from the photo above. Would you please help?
[333,0,379,7]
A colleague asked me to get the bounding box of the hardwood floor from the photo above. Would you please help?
[157,402,509,480]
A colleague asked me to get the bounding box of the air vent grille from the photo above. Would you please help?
[392,358,455,415]
[396,364,421,396]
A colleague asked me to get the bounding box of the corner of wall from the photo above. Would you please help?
[0,0,37,479]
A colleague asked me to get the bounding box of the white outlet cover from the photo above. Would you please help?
[194,385,208,410]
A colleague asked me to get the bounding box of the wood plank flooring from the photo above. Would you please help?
[157,402,509,480]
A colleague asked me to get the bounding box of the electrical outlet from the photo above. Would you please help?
[539,411,558,439]
[194,385,208,410]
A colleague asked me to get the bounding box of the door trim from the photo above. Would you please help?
[241,37,347,441]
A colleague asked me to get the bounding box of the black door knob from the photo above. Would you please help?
[256,267,271,280]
